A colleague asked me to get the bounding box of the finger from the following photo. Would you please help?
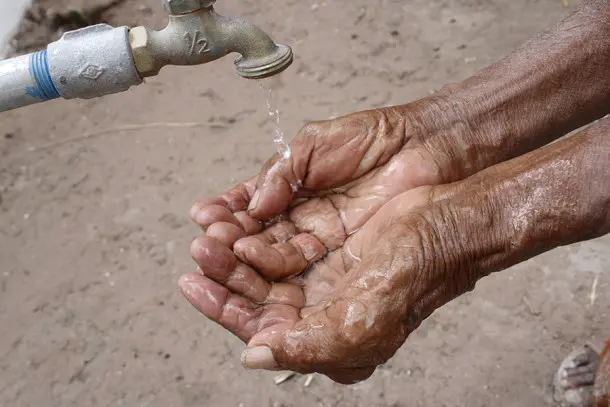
[190,236,267,302]
[234,233,327,281]
[190,176,258,222]
[220,176,258,212]
[191,236,305,307]
[241,306,301,371]
[190,197,227,221]
[193,205,243,230]
[227,263,305,307]
[206,222,246,248]
[179,273,261,342]
[190,236,237,279]
[240,308,342,373]
[247,125,320,221]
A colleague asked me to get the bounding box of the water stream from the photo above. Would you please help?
[258,79,291,160]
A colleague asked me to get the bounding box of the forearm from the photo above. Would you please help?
[429,118,610,291]
[408,0,610,182]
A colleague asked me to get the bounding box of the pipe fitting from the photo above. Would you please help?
[48,24,142,100]
[162,0,216,15]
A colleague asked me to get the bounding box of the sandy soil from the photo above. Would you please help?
[0,0,608,406]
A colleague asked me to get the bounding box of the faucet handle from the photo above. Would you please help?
[162,0,216,15]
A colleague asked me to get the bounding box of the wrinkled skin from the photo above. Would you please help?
[180,0,610,385]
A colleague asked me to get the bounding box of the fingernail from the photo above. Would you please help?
[241,346,277,370]
[247,190,260,212]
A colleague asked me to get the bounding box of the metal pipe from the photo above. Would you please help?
[0,24,142,113]
[0,0,293,113]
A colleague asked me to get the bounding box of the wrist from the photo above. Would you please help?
[488,121,610,262]
[432,119,610,282]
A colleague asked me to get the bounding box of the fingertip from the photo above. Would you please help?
[178,274,229,320]
[248,162,298,221]
[178,272,198,291]
[178,272,203,305]
[206,222,246,248]
[194,205,242,230]
[232,236,256,256]
[189,197,227,222]
[189,236,206,259]
[190,236,237,274]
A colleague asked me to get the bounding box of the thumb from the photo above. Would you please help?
[247,155,301,221]
[247,126,318,220]
[241,306,344,374]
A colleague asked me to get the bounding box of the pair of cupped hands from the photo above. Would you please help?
[178,98,503,384]
[177,90,600,384]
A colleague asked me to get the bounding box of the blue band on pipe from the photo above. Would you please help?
[25,50,60,101]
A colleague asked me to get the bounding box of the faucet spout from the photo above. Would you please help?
[129,7,293,79]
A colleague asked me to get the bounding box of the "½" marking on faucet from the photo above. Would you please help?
[184,31,212,55]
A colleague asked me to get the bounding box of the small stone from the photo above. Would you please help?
[273,371,296,385]
[304,374,314,387]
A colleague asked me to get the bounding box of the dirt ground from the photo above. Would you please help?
[0,0,608,406]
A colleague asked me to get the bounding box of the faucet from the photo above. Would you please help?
[0,0,293,113]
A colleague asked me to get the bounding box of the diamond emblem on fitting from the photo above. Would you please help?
[81,64,105,80]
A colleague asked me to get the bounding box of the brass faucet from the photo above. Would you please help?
[130,0,293,79]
